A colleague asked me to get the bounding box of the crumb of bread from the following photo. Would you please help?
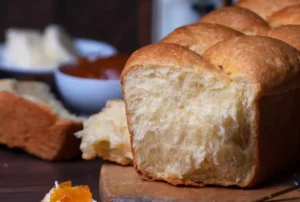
[76,100,132,165]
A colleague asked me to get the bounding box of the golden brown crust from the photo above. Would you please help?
[236,0,300,19]
[268,4,300,27]
[122,43,220,78]
[247,88,300,187]
[203,35,300,95]
[203,36,300,187]
[0,91,82,161]
[199,6,270,35]
[267,25,300,50]
[160,23,243,55]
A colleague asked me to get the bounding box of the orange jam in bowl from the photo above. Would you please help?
[60,53,130,80]
[50,181,92,202]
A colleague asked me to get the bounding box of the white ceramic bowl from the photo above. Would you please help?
[54,65,123,115]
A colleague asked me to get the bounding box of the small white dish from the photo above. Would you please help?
[55,64,123,115]
[0,38,117,75]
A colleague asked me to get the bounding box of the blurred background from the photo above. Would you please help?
[0,0,235,53]
[0,0,237,114]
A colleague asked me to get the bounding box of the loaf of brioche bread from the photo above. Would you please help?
[236,0,300,20]
[268,4,300,27]
[76,100,132,165]
[160,23,243,55]
[199,6,270,35]
[121,37,300,187]
[267,25,300,50]
[0,79,82,160]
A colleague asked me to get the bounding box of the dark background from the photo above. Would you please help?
[0,0,152,54]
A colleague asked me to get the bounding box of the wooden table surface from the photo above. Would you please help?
[0,145,103,202]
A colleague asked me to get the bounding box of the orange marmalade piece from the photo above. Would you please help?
[50,181,92,202]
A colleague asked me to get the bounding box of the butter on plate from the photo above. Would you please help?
[3,24,78,69]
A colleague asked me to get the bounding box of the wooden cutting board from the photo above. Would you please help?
[99,163,300,202]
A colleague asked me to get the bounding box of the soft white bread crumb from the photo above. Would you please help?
[76,100,132,165]
[124,67,256,186]
[0,79,79,120]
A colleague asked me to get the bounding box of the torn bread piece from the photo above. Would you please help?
[121,38,300,188]
[0,79,82,161]
[76,100,132,165]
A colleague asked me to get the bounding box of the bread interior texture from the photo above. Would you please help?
[124,67,257,186]
[0,79,77,120]
[76,100,132,165]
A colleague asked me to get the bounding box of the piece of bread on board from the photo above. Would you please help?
[160,23,243,55]
[236,0,300,20]
[121,37,300,188]
[76,100,132,165]
[0,79,82,161]
[267,25,300,51]
[199,6,270,35]
[268,4,300,27]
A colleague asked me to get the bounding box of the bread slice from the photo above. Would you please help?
[121,38,300,187]
[0,79,82,161]
[76,100,132,165]
[160,23,243,55]
[267,25,300,51]
[236,0,300,20]
[199,6,270,35]
[268,4,300,27]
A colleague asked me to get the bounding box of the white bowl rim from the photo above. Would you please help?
[55,64,121,83]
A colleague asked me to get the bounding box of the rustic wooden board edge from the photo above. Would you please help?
[99,163,300,202]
